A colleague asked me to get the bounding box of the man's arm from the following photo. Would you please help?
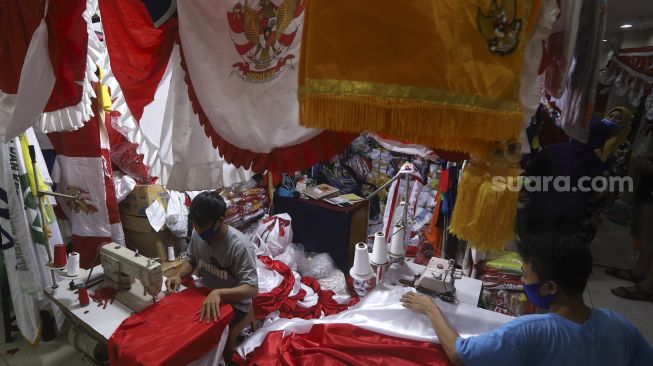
[401,292,464,365]
[213,283,258,303]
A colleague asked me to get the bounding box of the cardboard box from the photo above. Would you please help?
[121,214,159,233]
[123,229,173,262]
[119,185,170,217]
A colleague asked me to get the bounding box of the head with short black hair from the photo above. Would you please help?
[517,233,593,296]
[189,191,227,229]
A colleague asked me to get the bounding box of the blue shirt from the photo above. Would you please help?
[456,308,653,366]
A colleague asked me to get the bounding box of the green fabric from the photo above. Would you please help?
[485,251,523,275]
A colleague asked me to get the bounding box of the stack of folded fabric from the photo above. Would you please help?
[221,187,269,228]
[478,252,536,316]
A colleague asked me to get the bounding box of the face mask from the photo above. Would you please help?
[600,118,621,130]
[523,283,556,309]
[198,222,219,241]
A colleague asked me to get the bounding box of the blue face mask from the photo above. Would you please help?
[198,222,219,241]
[523,283,556,309]
[600,118,621,131]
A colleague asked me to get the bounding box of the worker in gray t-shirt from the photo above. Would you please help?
[165,191,258,330]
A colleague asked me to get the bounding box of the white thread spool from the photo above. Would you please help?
[370,231,388,266]
[389,224,405,257]
[167,245,175,262]
[67,252,80,277]
[350,243,373,280]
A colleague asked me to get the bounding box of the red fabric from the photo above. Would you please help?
[49,96,120,269]
[43,0,87,112]
[106,110,156,184]
[177,45,355,174]
[98,0,178,122]
[252,256,296,320]
[617,47,653,77]
[253,256,358,320]
[0,0,42,93]
[0,0,87,111]
[70,235,111,269]
[109,287,234,366]
[233,323,452,366]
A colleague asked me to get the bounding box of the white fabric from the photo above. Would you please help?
[518,0,559,153]
[0,142,45,345]
[371,134,438,160]
[52,156,111,237]
[177,0,323,154]
[256,259,285,293]
[112,172,137,203]
[0,20,55,144]
[236,284,513,358]
[37,0,100,133]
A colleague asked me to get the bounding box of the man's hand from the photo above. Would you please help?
[198,289,221,323]
[165,275,182,294]
[401,291,438,315]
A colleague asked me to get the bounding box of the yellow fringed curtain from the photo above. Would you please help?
[299,0,541,251]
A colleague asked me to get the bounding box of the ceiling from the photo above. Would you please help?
[606,0,653,35]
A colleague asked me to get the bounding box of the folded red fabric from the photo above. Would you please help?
[109,287,233,366]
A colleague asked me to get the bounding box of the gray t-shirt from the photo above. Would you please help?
[187,226,258,312]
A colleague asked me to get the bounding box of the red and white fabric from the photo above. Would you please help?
[0,0,102,142]
[236,285,513,364]
[175,0,354,173]
[252,256,357,321]
[98,0,254,190]
[48,97,123,268]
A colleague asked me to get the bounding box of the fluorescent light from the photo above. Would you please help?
[603,39,608,42]
[620,24,633,29]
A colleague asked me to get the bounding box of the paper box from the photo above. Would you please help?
[123,230,173,262]
[119,185,170,217]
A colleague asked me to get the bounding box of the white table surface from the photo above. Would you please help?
[383,261,483,306]
[44,266,173,341]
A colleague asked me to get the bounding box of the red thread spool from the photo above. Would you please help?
[53,244,67,268]
[78,287,90,307]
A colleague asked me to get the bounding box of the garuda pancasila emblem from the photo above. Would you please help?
[228,0,305,82]
[477,0,523,55]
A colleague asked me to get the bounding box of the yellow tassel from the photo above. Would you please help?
[449,150,521,252]
[299,95,522,155]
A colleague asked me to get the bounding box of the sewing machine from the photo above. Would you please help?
[414,257,463,302]
[100,243,163,302]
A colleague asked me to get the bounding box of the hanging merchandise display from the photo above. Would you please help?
[175,0,355,173]
[298,0,560,251]
[298,0,543,155]
[0,139,51,346]
[599,47,653,119]
[0,0,102,142]
[48,78,125,268]
[555,0,607,143]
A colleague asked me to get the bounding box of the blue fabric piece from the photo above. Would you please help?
[456,308,653,366]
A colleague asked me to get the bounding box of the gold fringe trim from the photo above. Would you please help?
[449,163,521,252]
[299,95,522,155]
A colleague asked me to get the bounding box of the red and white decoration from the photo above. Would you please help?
[600,47,653,118]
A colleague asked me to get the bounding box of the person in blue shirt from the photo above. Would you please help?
[401,233,653,366]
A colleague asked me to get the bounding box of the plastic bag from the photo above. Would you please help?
[165,191,188,238]
[298,252,337,279]
[252,213,293,257]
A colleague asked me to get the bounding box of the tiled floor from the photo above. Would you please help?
[0,332,92,366]
[587,214,653,343]
[1,213,652,364]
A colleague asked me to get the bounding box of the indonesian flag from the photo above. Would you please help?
[235,285,512,365]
